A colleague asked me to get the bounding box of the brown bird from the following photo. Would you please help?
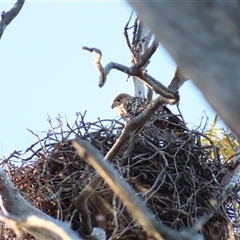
[111,93,185,131]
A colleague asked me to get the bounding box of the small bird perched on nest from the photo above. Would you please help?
[111,93,185,132]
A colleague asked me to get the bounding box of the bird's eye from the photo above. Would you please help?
[116,99,120,102]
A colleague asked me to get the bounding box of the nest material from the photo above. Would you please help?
[0,113,230,239]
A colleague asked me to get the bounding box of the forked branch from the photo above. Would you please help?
[82,46,181,104]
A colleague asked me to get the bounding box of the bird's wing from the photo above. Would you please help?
[152,106,186,130]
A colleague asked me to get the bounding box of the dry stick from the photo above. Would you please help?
[124,9,134,52]
[0,0,25,39]
[72,139,204,240]
[82,47,106,87]
[73,97,170,235]
[0,214,81,240]
[82,46,180,104]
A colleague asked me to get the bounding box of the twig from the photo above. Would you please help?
[124,9,134,52]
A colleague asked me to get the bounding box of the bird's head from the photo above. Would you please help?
[111,93,130,109]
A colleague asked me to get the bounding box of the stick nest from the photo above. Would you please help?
[0,112,232,239]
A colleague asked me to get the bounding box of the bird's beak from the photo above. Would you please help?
[111,102,116,109]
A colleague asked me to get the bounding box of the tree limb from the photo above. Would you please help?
[0,168,81,239]
[0,214,81,240]
[127,1,240,139]
[82,46,180,103]
[0,0,25,39]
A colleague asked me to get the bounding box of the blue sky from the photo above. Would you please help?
[0,1,217,158]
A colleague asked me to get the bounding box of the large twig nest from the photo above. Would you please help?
[0,113,229,239]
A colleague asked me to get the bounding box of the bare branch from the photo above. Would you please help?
[137,70,180,104]
[83,46,179,103]
[0,214,82,240]
[123,9,134,52]
[127,1,240,138]
[82,46,106,87]
[72,139,204,240]
[0,0,25,39]
[0,168,80,239]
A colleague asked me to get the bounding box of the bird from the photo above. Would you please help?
[111,93,185,132]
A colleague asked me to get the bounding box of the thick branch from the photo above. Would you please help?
[138,70,180,104]
[0,0,25,39]
[72,139,204,240]
[127,1,240,139]
[0,168,80,239]
[0,214,81,240]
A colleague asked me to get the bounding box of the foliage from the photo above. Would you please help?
[202,115,239,163]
